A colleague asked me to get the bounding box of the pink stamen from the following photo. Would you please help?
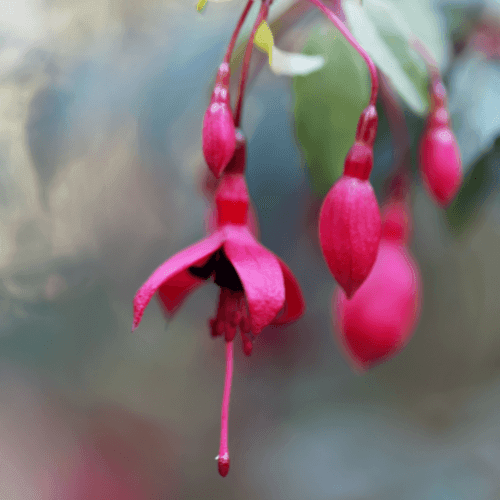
[209,318,219,337]
[218,340,234,477]
[242,336,253,356]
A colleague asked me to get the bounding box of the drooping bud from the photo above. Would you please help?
[202,63,237,177]
[419,81,462,207]
[319,105,381,298]
[333,201,421,371]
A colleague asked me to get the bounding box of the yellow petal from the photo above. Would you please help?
[196,0,208,12]
[254,20,274,64]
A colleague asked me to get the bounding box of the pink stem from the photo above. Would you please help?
[218,340,234,477]
[234,1,270,127]
[411,38,440,83]
[224,0,255,65]
[305,0,378,106]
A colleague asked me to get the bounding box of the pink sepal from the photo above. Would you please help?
[222,225,285,334]
[132,231,224,330]
[272,261,306,325]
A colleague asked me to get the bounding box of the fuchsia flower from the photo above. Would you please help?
[319,105,382,298]
[133,137,305,476]
[333,199,421,371]
[419,80,462,207]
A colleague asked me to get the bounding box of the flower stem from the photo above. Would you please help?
[234,0,270,127]
[224,0,255,65]
[218,340,234,477]
[411,38,440,83]
[305,0,378,106]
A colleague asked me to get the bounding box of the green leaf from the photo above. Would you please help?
[343,0,432,115]
[449,55,500,172]
[293,25,370,195]
[384,0,448,70]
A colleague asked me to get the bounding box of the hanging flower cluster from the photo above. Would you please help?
[132,0,463,477]
[133,0,305,478]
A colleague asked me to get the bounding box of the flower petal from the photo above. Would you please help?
[254,20,274,64]
[132,231,224,330]
[157,272,205,317]
[222,226,285,334]
[270,46,325,76]
[272,260,305,325]
[196,0,208,12]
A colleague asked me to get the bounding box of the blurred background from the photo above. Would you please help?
[0,0,500,498]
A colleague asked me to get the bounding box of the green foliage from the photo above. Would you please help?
[446,145,497,235]
[293,25,370,195]
[343,0,431,115]
[449,55,500,172]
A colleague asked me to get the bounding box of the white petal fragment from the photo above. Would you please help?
[270,46,326,76]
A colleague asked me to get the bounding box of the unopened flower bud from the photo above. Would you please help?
[202,63,236,177]
[319,105,381,298]
[319,173,381,298]
[419,82,462,207]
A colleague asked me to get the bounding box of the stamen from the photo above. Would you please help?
[209,318,220,337]
[218,340,234,477]
[225,324,236,342]
[242,335,253,356]
[211,288,255,357]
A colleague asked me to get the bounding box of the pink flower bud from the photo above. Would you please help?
[333,201,421,371]
[319,105,382,298]
[419,83,462,207]
[319,171,381,298]
[202,63,236,178]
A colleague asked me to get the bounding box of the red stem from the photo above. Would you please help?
[218,340,234,477]
[305,0,378,106]
[234,1,270,127]
[224,0,255,65]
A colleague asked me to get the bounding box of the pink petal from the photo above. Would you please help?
[222,226,285,334]
[157,271,205,316]
[272,260,305,325]
[132,231,224,330]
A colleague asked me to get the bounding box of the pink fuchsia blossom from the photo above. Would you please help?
[132,172,304,476]
[134,146,304,350]
[333,201,421,371]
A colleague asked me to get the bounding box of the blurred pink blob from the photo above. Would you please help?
[333,201,421,371]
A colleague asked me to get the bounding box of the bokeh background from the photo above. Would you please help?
[0,0,500,498]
